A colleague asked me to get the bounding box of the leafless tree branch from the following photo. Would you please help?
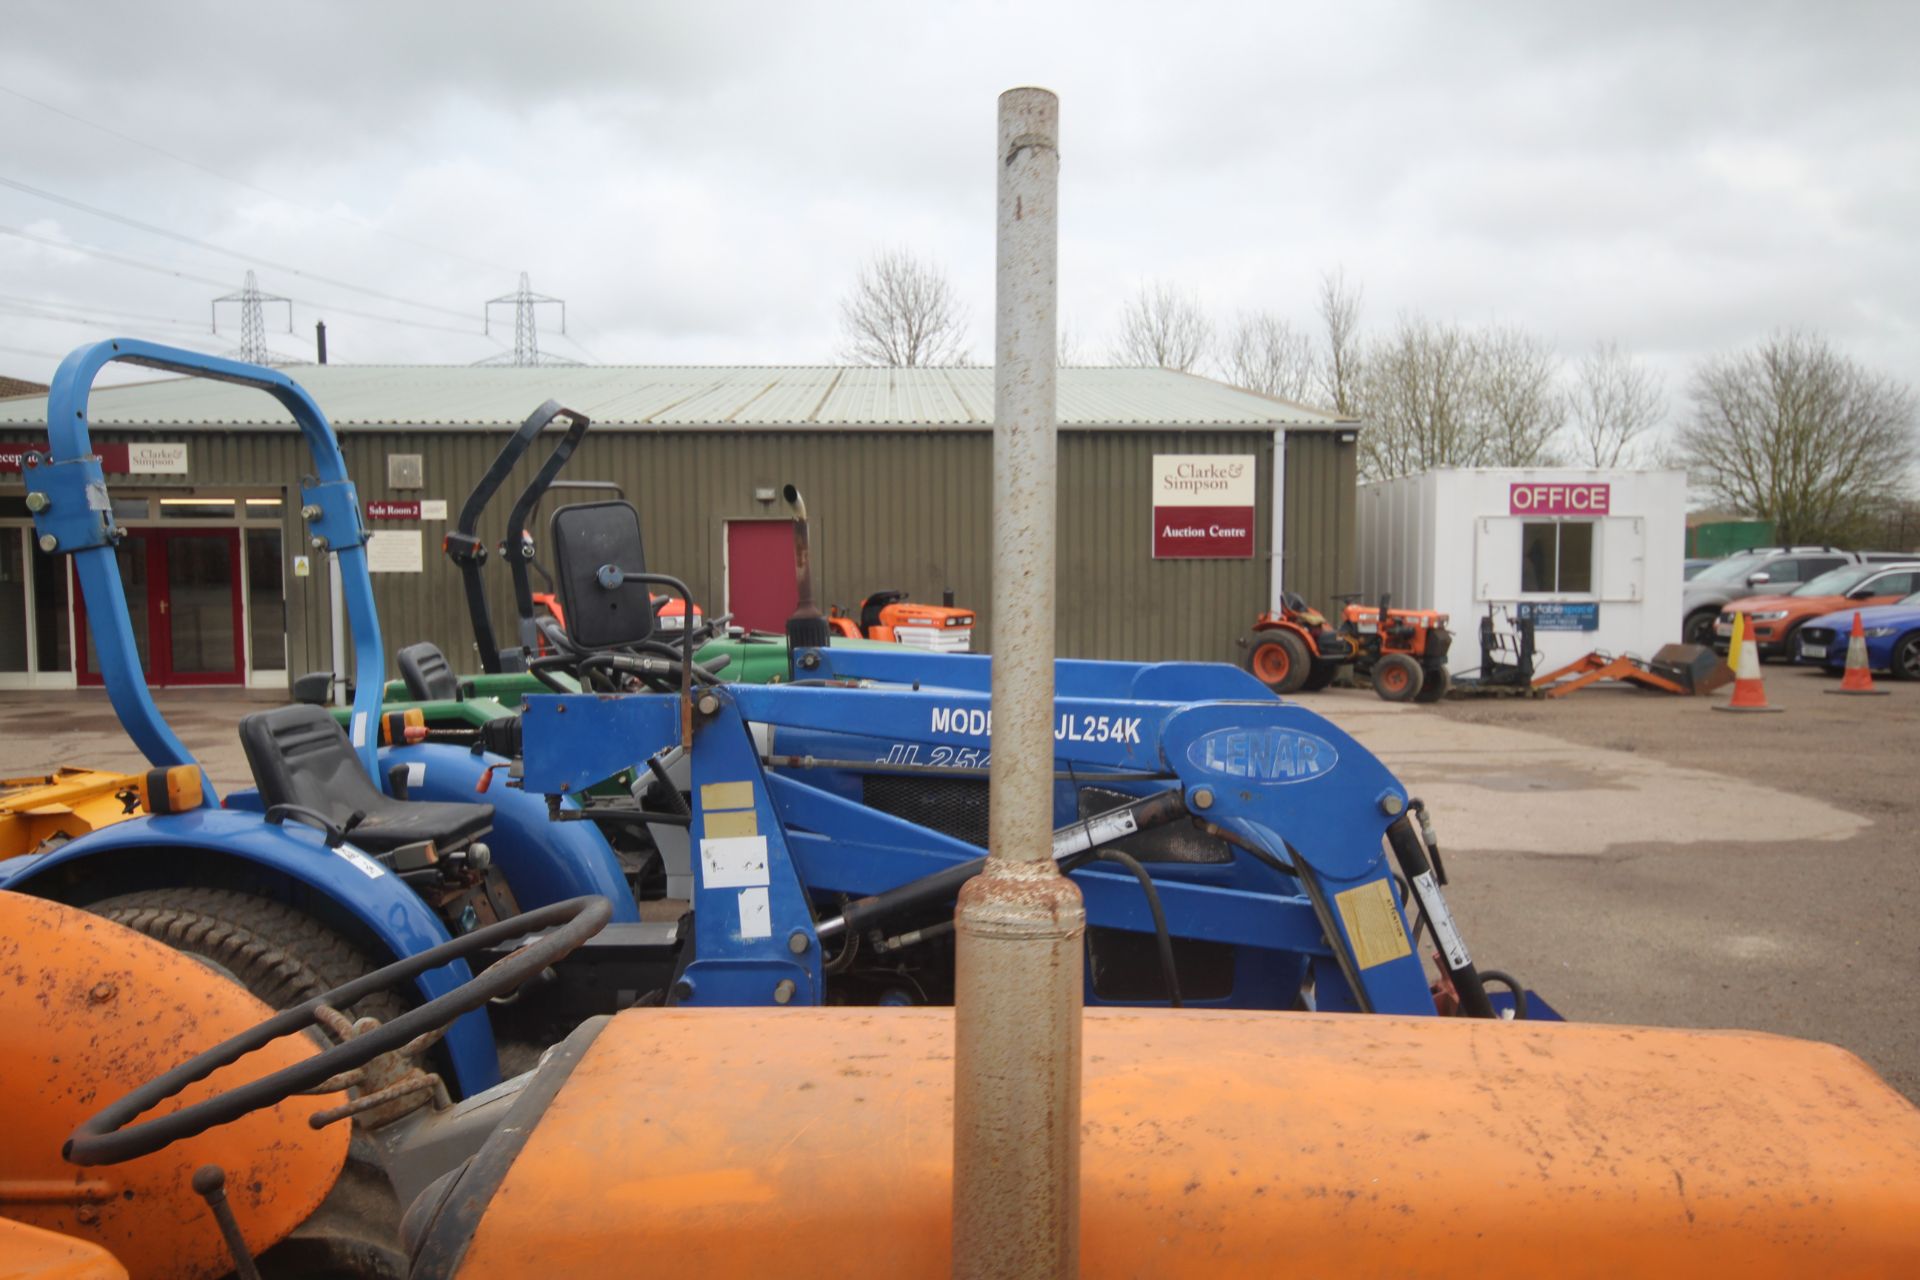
[1111,280,1212,371]
[1222,311,1317,402]
[1569,340,1665,467]
[836,248,970,367]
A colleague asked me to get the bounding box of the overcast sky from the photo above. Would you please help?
[3,1,1916,441]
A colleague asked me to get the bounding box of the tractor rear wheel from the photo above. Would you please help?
[90,886,411,1278]
[1413,665,1452,703]
[1245,631,1312,695]
[1370,653,1425,702]
[1300,659,1341,692]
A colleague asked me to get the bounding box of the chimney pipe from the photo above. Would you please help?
[314,320,328,365]
[782,484,830,671]
[951,86,1081,1280]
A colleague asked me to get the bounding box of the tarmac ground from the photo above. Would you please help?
[3,663,1915,1101]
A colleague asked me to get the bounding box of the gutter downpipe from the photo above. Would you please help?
[951,87,1083,1280]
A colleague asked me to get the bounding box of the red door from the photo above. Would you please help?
[725,520,799,634]
[76,527,244,687]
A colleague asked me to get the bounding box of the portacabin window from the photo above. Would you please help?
[1520,521,1594,594]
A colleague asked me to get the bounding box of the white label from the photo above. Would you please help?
[1053,808,1139,860]
[335,843,387,879]
[700,835,770,889]
[737,886,772,939]
[1151,454,1256,507]
[405,762,425,787]
[351,711,368,748]
[1413,871,1471,969]
[293,554,311,578]
[366,530,424,573]
[128,442,188,474]
[420,499,448,521]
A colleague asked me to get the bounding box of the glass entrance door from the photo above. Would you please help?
[76,527,243,686]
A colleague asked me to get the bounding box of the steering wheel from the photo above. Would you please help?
[65,895,612,1168]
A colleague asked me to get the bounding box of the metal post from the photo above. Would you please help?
[329,552,347,708]
[315,320,328,365]
[952,86,1082,1280]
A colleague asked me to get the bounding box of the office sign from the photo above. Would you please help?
[127,442,189,474]
[366,499,423,520]
[1510,482,1609,516]
[1519,601,1600,631]
[1152,454,1256,559]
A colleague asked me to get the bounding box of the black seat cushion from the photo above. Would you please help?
[241,704,492,854]
[397,642,461,702]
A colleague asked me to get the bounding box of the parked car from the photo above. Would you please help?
[1794,592,1920,680]
[1680,546,1857,644]
[1715,561,1920,659]
[1683,557,1714,580]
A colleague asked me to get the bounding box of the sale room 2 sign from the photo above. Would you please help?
[1152,454,1256,559]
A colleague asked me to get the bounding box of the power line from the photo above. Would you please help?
[0,290,216,329]
[0,224,501,341]
[0,174,477,322]
[0,81,517,276]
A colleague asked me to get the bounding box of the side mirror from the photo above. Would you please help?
[1849,587,1877,600]
[1745,571,1771,586]
[549,500,654,650]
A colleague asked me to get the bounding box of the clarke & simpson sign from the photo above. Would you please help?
[1152,454,1256,559]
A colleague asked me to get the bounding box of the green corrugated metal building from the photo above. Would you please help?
[0,366,1360,689]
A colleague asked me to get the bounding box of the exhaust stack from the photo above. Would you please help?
[951,87,1082,1280]
[782,484,830,670]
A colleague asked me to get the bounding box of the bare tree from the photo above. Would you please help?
[1477,327,1566,467]
[1352,316,1486,479]
[836,248,970,366]
[1222,311,1317,402]
[1678,331,1918,545]
[1316,267,1364,415]
[1057,318,1083,366]
[1570,341,1665,467]
[1352,316,1570,479]
[1111,281,1212,371]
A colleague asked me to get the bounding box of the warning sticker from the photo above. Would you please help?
[737,886,772,940]
[700,835,770,889]
[1052,809,1138,860]
[1335,879,1414,970]
[1413,871,1471,969]
[334,843,387,879]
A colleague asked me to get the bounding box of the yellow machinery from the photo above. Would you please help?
[0,765,202,859]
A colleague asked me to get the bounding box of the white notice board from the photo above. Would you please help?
[365,530,424,573]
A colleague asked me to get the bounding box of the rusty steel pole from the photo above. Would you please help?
[952,86,1083,1280]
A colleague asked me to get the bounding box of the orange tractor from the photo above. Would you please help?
[828,589,976,653]
[1241,592,1454,702]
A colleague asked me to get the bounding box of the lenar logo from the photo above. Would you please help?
[1187,727,1338,784]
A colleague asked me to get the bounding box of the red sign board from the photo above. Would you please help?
[1509,482,1609,516]
[366,499,423,520]
[1,441,130,474]
[1153,505,1257,558]
[1152,454,1257,560]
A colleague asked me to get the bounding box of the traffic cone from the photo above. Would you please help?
[1825,611,1888,696]
[1713,618,1783,713]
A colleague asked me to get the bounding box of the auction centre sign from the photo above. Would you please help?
[1152,454,1256,559]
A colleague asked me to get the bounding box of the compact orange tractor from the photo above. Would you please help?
[1242,592,1454,702]
[828,590,976,652]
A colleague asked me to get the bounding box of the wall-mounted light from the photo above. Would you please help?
[1338,432,1357,444]
[753,486,778,503]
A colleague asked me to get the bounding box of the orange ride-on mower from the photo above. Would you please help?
[1238,592,1353,695]
[829,590,977,653]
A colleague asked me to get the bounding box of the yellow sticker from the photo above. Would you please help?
[704,809,759,839]
[700,781,755,811]
[1335,879,1414,970]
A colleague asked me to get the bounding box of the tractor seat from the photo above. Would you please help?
[239,704,493,854]
[396,642,462,702]
[860,590,908,634]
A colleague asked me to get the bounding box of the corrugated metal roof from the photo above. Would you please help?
[0,364,1352,430]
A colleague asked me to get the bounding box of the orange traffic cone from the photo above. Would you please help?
[1713,617,1783,714]
[1825,611,1888,697]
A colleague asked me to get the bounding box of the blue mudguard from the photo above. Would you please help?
[379,742,639,921]
[801,646,1276,702]
[0,809,501,1094]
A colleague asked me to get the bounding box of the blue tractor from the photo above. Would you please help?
[6,341,1550,1109]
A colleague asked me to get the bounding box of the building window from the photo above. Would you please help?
[246,529,287,671]
[1521,521,1594,594]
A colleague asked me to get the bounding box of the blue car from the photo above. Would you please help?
[1794,591,1920,679]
